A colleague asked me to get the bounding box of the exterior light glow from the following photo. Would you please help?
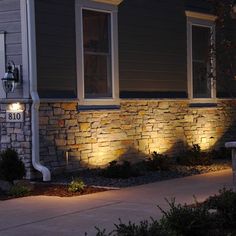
[8,102,23,112]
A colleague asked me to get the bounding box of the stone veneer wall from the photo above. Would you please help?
[0,102,32,179]
[39,99,236,174]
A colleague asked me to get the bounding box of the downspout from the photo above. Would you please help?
[26,0,51,181]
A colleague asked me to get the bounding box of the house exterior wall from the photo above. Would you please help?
[39,100,236,174]
[0,0,34,178]
[35,0,236,99]
[0,102,32,178]
[35,0,189,98]
[0,0,22,67]
[35,0,77,98]
[0,0,235,179]
[119,0,187,95]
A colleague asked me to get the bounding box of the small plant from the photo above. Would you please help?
[176,144,212,166]
[145,152,173,171]
[8,185,31,197]
[68,178,85,193]
[0,148,26,183]
[204,188,236,228]
[101,160,141,179]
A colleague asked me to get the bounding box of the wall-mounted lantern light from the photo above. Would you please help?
[1,61,20,97]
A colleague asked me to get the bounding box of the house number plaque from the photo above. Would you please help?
[6,111,24,122]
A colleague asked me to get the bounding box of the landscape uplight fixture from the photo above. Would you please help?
[1,61,20,97]
[231,2,236,18]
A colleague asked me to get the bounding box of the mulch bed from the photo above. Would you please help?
[0,184,108,201]
[32,183,108,197]
[53,160,232,188]
[0,160,231,201]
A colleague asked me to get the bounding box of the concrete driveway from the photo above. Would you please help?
[0,169,233,236]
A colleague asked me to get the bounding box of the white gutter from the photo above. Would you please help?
[26,0,51,181]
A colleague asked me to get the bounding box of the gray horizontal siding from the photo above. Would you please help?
[0,1,21,60]
[185,0,211,13]
[35,0,77,98]
[118,0,187,93]
[0,0,22,98]
[34,0,235,98]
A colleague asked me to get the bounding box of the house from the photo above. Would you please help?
[0,0,236,181]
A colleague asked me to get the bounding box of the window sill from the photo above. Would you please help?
[189,103,217,108]
[78,105,120,111]
[78,98,120,106]
[188,98,217,108]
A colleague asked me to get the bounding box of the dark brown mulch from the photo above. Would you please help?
[0,184,108,201]
[32,183,107,197]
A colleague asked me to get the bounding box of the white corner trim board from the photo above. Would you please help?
[0,32,6,98]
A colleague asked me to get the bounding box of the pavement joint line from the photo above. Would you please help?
[0,201,123,232]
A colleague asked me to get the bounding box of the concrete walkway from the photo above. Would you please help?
[0,169,233,236]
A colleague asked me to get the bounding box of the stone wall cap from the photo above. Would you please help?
[225,142,236,149]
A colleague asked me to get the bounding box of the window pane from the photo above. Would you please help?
[84,54,112,98]
[83,10,110,53]
[192,25,211,98]
[83,9,112,99]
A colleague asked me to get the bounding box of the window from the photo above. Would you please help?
[186,11,216,102]
[76,0,119,106]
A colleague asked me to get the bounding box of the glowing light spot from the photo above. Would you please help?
[8,102,23,111]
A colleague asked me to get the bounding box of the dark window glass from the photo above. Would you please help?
[83,9,112,98]
[192,25,211,98]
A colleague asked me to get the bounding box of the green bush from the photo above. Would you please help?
[145,152,173,171]
[95,219,172,236]
[0,149,26,183]
[159,199,215,236]
[92,189,236,236]
[101,161,141,179]
[204,188,236,228]
[68,178,85,192]
[8,185,31,197]
[209,147,231,160]
[176,144,212,166]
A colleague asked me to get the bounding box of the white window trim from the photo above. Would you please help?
[75,0,120,106]
[0,32,6,98]
[186,11,217,103]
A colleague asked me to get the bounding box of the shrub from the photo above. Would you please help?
[95,219,172,236]
[145,152,173,171]
[158,199,214,236]
[68,178,85,193]
[101,161,141,179]
[0,149,26,183]
[204,188,236,228]
[209,147,231,160]
[8,185,31,197]
[92,191,236,236]
[176,144,212,166]
[113,219,171,236]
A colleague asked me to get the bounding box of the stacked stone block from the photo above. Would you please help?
[0,102,32,179]
[39,99,236,174]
